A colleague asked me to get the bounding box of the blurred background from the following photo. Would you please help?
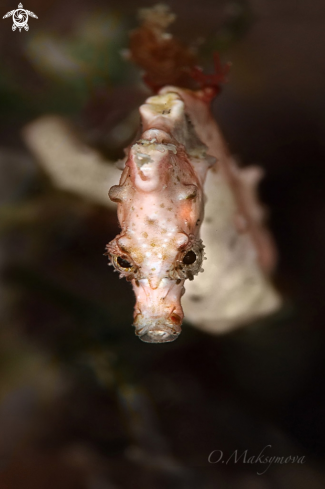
[1,0,325,487]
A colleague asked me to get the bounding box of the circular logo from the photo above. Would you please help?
[13,9,28,28]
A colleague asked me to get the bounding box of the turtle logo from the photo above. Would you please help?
[3,3,38,32]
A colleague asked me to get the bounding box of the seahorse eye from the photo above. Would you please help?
[117,256,132,269]
[182,250,196,265]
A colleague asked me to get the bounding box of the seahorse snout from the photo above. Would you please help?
[132,279,184,343]
[134,313,182,343]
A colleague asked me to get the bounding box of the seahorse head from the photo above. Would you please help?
[106,91,215,342]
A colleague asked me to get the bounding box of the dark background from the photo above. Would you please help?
[0,0,325,487]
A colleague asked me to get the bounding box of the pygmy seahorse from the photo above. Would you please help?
[106,84,280,343]
[105,88,216,342]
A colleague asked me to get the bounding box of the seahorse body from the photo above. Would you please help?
[106,90,215,342]
[107,87,280,342]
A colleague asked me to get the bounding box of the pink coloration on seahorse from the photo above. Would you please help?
[105,91,216,343]
[106,86,280,342]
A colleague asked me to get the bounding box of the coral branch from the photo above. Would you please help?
[128,4,229,93]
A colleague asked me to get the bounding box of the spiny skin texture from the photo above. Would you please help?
[106,91,214,343]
